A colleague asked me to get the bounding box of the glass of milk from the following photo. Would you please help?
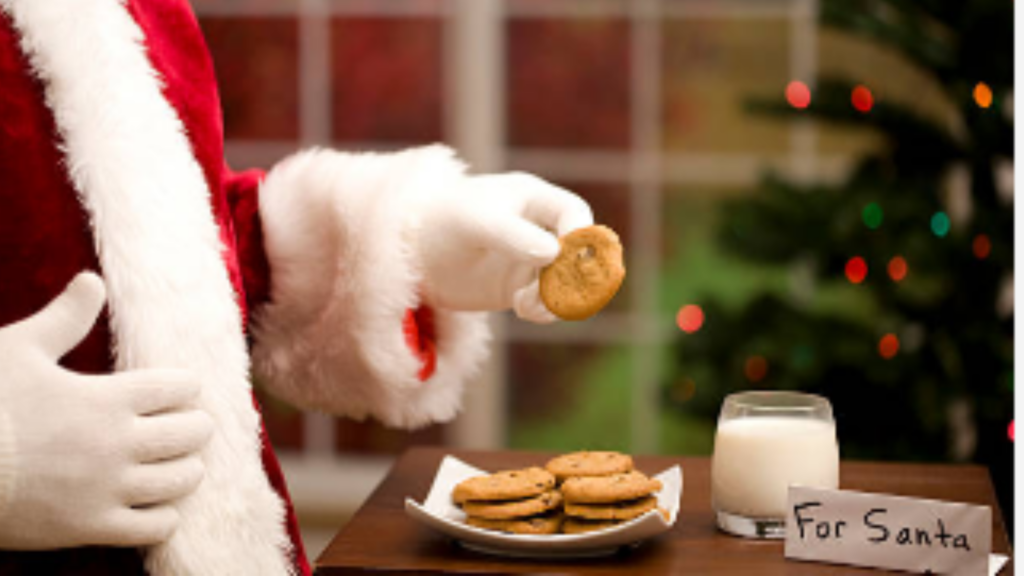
[711,391,839,539]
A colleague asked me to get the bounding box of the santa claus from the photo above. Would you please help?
[0,1,591,575]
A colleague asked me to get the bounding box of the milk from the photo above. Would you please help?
[712,416,839,518]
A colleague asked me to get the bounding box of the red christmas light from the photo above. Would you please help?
[973,234,991,259]
[974,82,993,109]
[744,355,769,383]
[786,81,811,109]
[676,305,705,334]
[845,256,868,284]
[1010,420,1015,442]
[887,256,908,282]
[851,85,874,113]
[879,334,899,359]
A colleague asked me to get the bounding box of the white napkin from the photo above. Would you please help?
[988,553,1008,575]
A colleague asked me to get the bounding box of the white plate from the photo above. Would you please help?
[405,455,683,558]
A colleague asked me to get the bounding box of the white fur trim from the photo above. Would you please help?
[253,146,491,429]
[0,1,293,574]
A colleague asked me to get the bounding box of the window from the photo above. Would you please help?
[194,0,891,555]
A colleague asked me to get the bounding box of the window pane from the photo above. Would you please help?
[507,344,632,452]
[662,19,790,155]
[335,420,446,455]
[201,17,300,141]
[659,186,789,317]
[331,18,443,144]
[660,359,718,456]
[255,386,305,451]
[507,19,631,149]
[658,187,791,458]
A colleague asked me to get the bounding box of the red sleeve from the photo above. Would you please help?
[223,166,273,319]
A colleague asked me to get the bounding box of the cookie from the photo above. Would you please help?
[561,471,662,504]
[539,225,625,321]
[461,490,563,520]
[452,467,555,504]
[562,517,623,535]
[466,511,565,535]
[545,451,633,482]
[564,495,658,521]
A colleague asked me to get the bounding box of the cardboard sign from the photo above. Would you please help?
[785,486,991,575]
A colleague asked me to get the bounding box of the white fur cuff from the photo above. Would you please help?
[252,146,491,429]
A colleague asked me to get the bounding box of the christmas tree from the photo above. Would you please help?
[665,0,1014,521]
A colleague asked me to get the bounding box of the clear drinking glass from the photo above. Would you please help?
[711,391,839,539]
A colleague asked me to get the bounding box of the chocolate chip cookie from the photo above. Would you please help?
[466,511,565,535]
[561,517,623,535]
[561,471,662,504]
[539,225,625,321]
[545,451,634,483]
[452,467,556,504]
[564,495,658,521]
[460,490,563,520]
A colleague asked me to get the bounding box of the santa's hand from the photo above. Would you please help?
[406,173,593,323]
[0,273,212,550]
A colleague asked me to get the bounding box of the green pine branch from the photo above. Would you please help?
[747,79,963,172]
[869,0,963,30]
[820,0,957,82]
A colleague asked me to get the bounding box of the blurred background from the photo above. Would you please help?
[192,0,1014,557]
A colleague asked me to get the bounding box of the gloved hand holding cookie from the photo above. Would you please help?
[408,173,625,324]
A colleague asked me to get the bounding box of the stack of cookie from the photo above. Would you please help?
[452,451,665,536]
[560,471,663,534]
[452,467,565,535]
[546,451,662,535]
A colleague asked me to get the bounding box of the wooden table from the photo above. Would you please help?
[316,447,1013,575]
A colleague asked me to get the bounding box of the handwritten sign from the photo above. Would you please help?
[785,486,991,575]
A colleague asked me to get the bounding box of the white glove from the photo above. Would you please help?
[406,172,594,324]
[0,273,212,550]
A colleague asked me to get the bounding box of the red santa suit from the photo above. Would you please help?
[0,0,489,574]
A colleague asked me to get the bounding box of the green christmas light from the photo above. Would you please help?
[931,212,951,237]
[862,202,884,229]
